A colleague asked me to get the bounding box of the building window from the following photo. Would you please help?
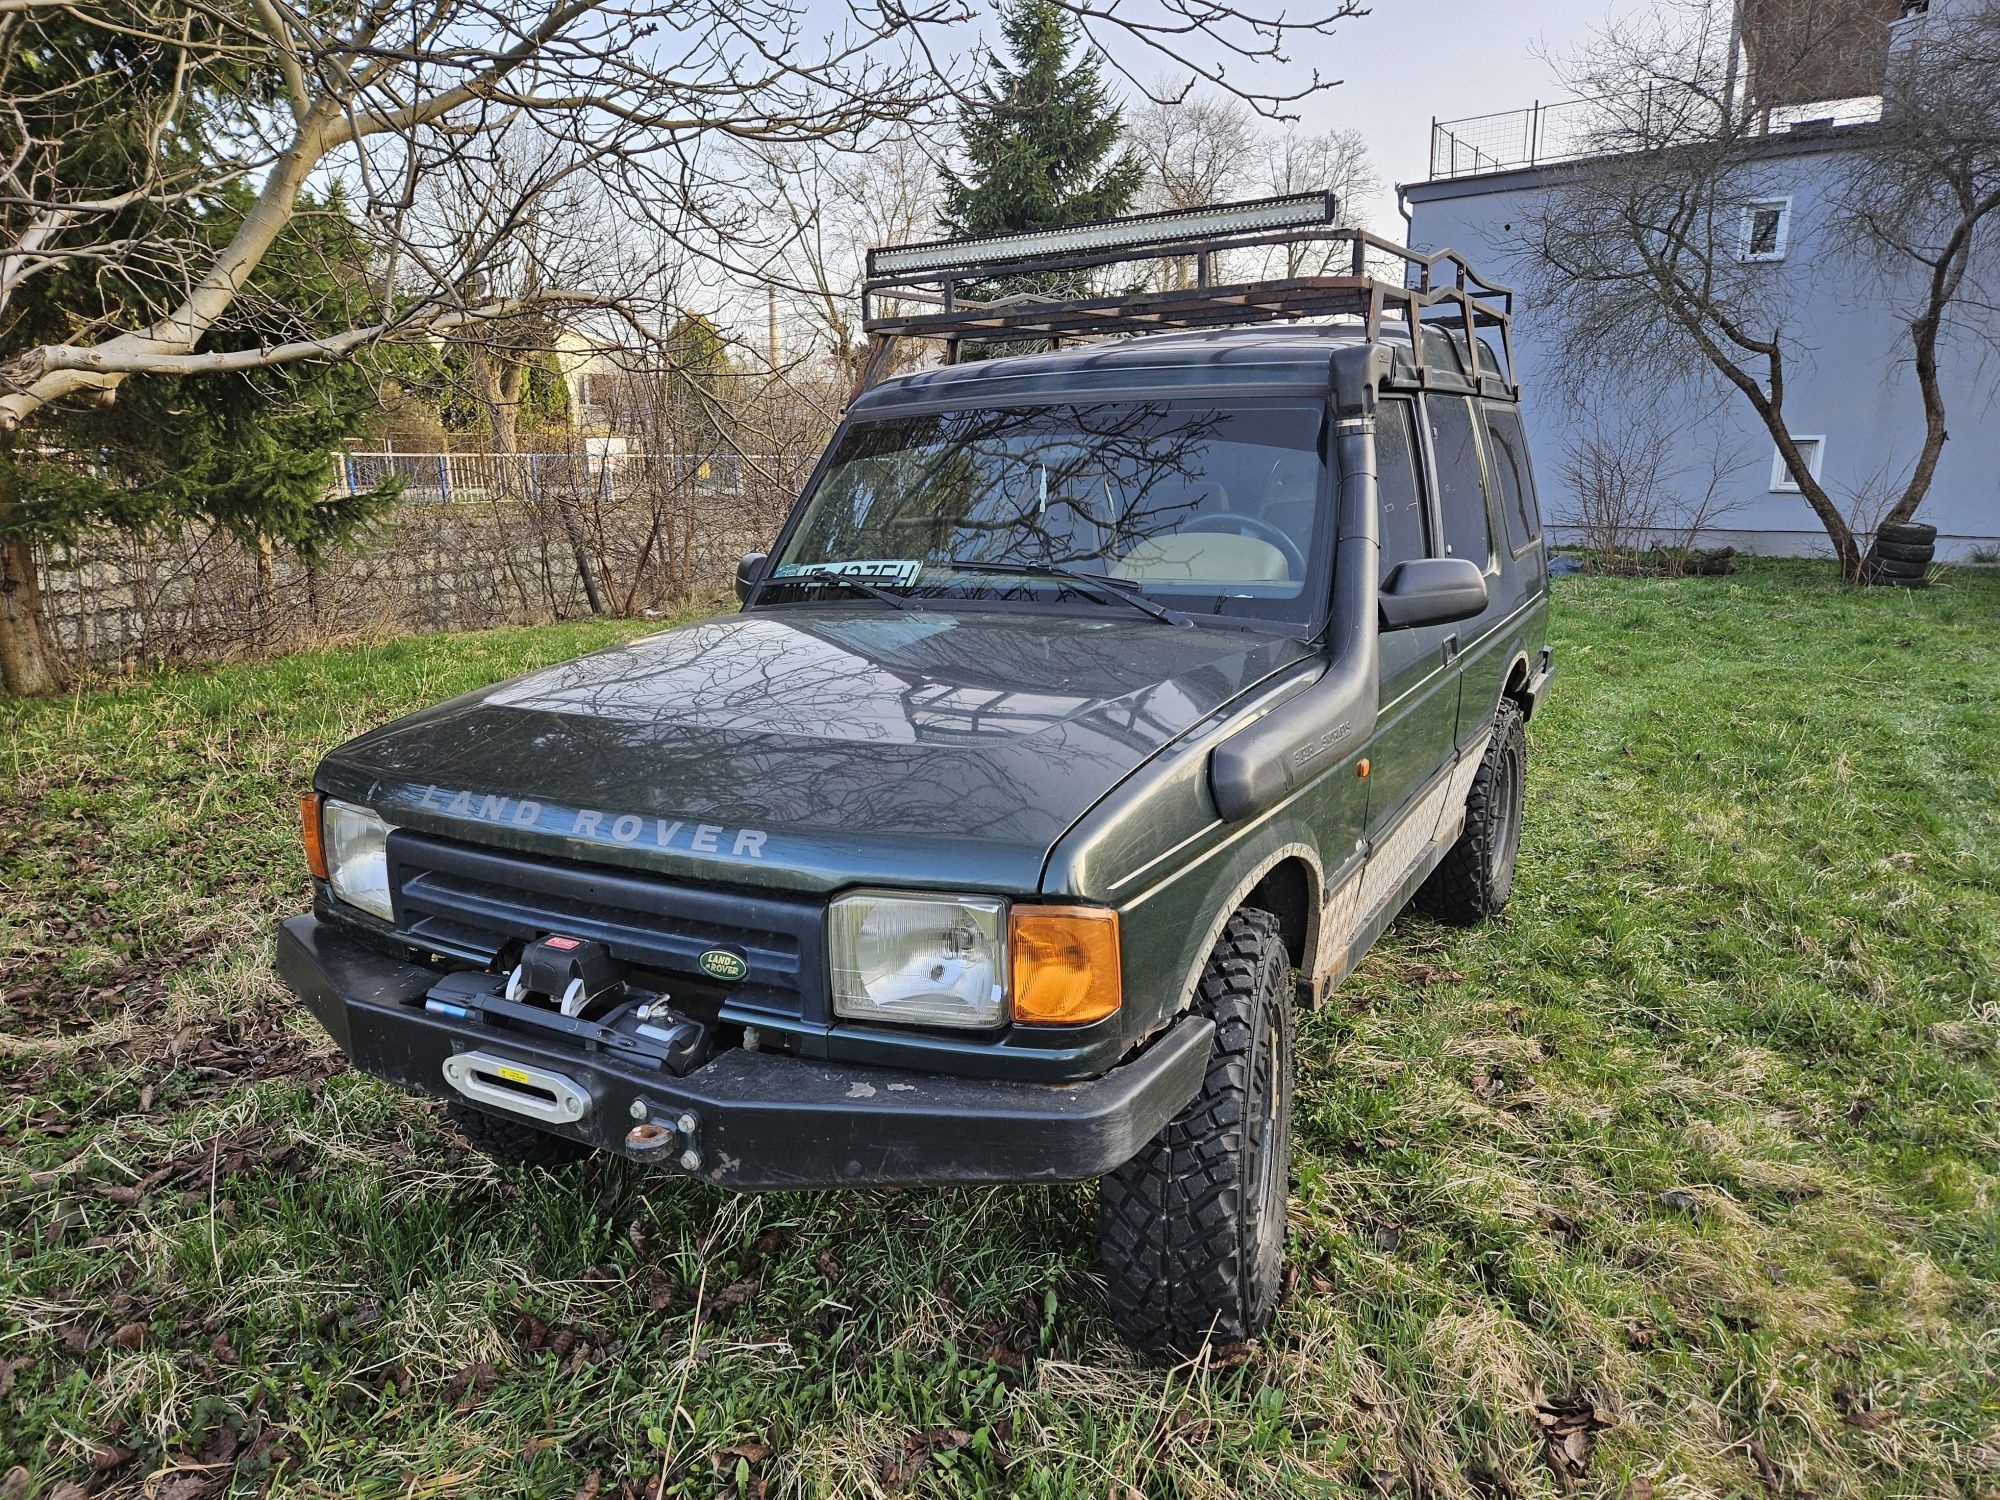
[1741,198,1791,261]
[1771,436,1824,492]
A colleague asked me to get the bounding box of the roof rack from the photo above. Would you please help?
[857,192,1518,396]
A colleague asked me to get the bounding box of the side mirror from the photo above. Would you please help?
[735,551,770,605]
[1379,557,1488,629]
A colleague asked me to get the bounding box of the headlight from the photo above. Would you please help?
[830,892,1007,1029]
[322,799,395,920]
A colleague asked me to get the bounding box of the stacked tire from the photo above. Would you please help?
[1865,521,1936,588]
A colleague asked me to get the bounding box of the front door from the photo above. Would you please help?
[1424,393,1508,751]
[1354,396,1461,918]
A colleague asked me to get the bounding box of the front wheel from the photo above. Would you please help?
[1098,908,1295,1356]
[1416,698,1527,926]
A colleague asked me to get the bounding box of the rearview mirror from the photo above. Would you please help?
[1379,557,1488,629]
[735,551,769,605]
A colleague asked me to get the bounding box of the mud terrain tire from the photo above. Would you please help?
[447,1100,591,1167]
[1099,908,1295,1356]
[1416,699,1526,926]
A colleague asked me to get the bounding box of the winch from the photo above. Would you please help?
[416,933,712,1076]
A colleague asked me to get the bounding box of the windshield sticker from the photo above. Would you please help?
[773,558,922,588]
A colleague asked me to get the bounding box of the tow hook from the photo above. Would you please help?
[625,1099,703,1172]
[625,1120,674,1154]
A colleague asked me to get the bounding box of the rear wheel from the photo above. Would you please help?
[1416,699,1527,926]
[446,1100,591,1167]
[1098,908,1295,1356]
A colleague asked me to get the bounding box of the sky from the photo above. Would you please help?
[1268,0,1629,234]
[728,0,1647,337]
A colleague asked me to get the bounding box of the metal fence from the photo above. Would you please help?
[1428,100,1604,180]
[335,451,764,503]
[1428,94,1884,180]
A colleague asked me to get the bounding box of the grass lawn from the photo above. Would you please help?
[2,560,1996,1499]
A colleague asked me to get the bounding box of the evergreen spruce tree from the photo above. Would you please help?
[941,0,1145,275]
[0,13,395,693]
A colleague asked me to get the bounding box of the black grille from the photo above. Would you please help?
[385,830,825,1028]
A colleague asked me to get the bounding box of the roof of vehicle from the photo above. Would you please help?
[848,319,1510,415]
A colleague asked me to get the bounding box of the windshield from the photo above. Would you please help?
[762,400,1330,630]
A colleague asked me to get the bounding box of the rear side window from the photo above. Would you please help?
[1376,399,1427,584]
[1424,395,1494,570]
[1482,403,1541,553]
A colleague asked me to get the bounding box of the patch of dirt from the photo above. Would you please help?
[1533,1390,1611,1488]
[6,992,338,1107]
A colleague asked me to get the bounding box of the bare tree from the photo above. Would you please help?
[1560,413,1680,565]
[1128,86,1257,208]
[1559,400,1746,571]
[740,126,947,376]
[1507,0,1925,575]
[0,0,1363,427]
[1123,86,1255,289]
[1252,125,1380,273]
[416,125,627,455]
[0,0,1367,693]
[1124,90,1378,287]
[1834,0,2000,554]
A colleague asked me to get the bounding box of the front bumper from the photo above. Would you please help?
[276,915,1212,1190]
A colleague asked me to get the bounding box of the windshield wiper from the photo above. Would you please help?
[945,558,1193,627]
[787,572,922,612]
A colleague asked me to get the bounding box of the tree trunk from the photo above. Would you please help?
[1869,188,2000,539]
[1772,427,1862,577]
[469,346,524,456]
[472,345,601,612]
[1680,322,1863,574]
[498,359,530,446]
[253,533,277,649]
[1874,307,1951,537]
[0,536,61,695]
[552,493,607,615]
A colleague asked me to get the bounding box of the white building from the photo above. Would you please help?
[1404,0,1998,561]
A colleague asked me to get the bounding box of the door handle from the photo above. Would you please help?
[1442,634,1460,666]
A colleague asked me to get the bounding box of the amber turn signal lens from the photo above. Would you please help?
[300,793,328,879]
[1009,905,1121,1025]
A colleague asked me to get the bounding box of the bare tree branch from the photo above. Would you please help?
[0,0,1363,432]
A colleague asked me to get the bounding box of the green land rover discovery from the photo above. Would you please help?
[277,196,1553,1354]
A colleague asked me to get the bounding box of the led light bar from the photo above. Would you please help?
[868,191,1339,280]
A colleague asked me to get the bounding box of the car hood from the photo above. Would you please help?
[316,608,1315,893]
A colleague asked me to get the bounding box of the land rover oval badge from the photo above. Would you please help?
[698,948,748,982]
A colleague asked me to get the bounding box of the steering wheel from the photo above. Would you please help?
[1183,513,1308,578]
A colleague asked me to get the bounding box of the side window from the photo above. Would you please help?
[1482,403,1541,554]
[1376,399,1427,584]
[1424,395,1495,571]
